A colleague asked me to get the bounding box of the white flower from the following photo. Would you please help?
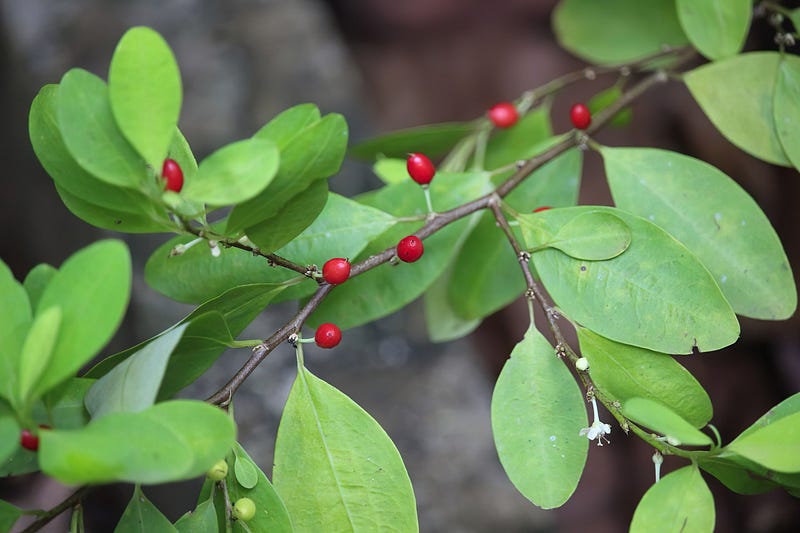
[579,397,612,446]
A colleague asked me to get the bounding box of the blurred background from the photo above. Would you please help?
[1,0,799,531]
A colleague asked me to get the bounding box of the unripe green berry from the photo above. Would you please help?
[206,459,228,481]
[233,497,256,522]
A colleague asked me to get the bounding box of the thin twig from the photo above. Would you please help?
[20,486,92,533]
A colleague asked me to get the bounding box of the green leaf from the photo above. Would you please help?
[372,157,409,185]
[350,122,473,160]
[676,0,750,60]
[685,52,791,166]
[274,366,417,532]
[233,445,259,489]
[588,85,632,127]
[699,455,781,495]
[0,260,32,404]
[40,400,236,484]
[85,324,187,419]
[630,465,715,533]
[577,329,712,427]
[244,179,329,253]
[254,102,321,148]
[423,266,481,343]
[737,392,800,441]
[35,377,95,429]
[109,27,182,169]
[310,170,491,329]
[483,106,552,171]
[58,68,149,187]
[114,485,178,533]
[0,415,20,465]
[543,211,631,260]
[503,146,582,213]
[54,184,173,233]
[520,207,739,354]
[0,499,23,533]
[22,263,57,311]
[17,306,62,407]
[553,0,688,65]
[491,325,588,509]
[175,497,218,533]
[183,138,279,206]
[774,55,800,171]
[227,113,348,233]
[33,240,131,397]
[622,397,713,446]
[603,146,796,320]
[727,411,800,473]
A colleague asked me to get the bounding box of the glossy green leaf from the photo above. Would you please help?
[727,412,800,473]
[175,497,218,533]
[543,211,631,260]
[676,0,750,60]
[226,444,293,533]
[373,157,409,185]
[254,102,321,148]
[310,170,491,329]
[115,485,178,533]
[244,179,328,252]
[423,266,481,343]
[520,207,739,354]
[0,416,19,465]
[233,445,259,489]
[578,329,712,427]
[491,325,588,509]
[17,306,61,407]
[0,260,31,403]
[774,55,800,171]
[350,122,473,160]
[0,499,22,533]
[183,138,279,206]
[588,85,632,127]
[85,324,187,419]
[483,106,552,171]
[22,263,57,311]
[622,397,713,446]
[55,184,173,233]
[553,0,688,65]
[603,146,796,320]
[40,400,236,484]
[58,68,148,187]
[227,113,348,233]
[32,240,131,397]
[630,465,714,533]
[685,52,790,166]
[109,27,182,169]
[274,366,417,532]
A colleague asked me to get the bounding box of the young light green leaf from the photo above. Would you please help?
[84,324,188,419]
[676,0,750,60]
[491,325,588,509]
[40,400,236,484]
[174,497,217,533]
[622,397,713,447]
[630,465,715,533]
[109,27,182,169]
[0,499,23,533]
[17,306,62,408]
[602,146,796,320]
[32,240,131,397]
[350,122,473,160]
[0,260,32,403]
[254,102,321,148]
[727,412,800,473]
[183,138,279,206]
[553,0,688,65]
[22,263,57,311]
[546,211,631,260]
[58,69,149,187]
[233,445,259,489]
[577,328,712,428]
[114,485,178,533]
[274,367,417,532]
[373,157,409,185]
[0,416,20,465]
[685,52,791,166]
[774,55,800,171]
[520,207,739,354]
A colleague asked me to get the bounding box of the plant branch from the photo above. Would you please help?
[20,486,92,533]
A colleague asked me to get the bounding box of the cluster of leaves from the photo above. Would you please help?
[2,1,800,531]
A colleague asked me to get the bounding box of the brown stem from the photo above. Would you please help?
[20,486,92,533]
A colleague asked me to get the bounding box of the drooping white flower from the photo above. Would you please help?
[579,396,612,446]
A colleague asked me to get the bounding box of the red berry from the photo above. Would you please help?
[488,101,519,128]
[406,153,436,185]
[315,323,342,349]
[570,103,591,130]
[533,206,552,213]
[161,158,184,192]
[396,235,424,263]
[20,429,39,452]
[322,258,351,285]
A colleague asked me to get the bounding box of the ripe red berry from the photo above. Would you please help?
[570,103,591,130]
[322,258,351,285]
[161,158,184,192]
[488,101,519,128]
[533,206,552,213]
[406,153,436,185]
[315,323,342,349]
[396,235,424,263]
[20,429,39,452]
